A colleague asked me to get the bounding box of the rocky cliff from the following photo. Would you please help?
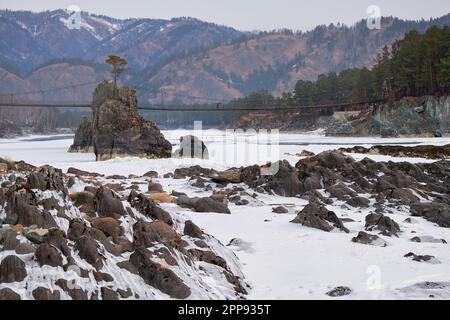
[91,82,172,161]
[327,96,450,137]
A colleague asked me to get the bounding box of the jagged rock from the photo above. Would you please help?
[272,206,289,214]
[75,235,104,270]
[55,279,88,300]
[326,183,357,200]
[2,229,20,250]
[346,196,370,208]
[70,191,95,207]
[183,220,204,239]
[326,286,352,297]
[101,287,119,300]
[365,213,400,237]
[26,165,66,193]
[93,271,114,282]
[91,83,172,161]
[0,255,27,283]
[352,231,388,247]
[116,261,139,275]
[133,220,181,248]
[0,288,21,300]
[91,217,123,239]
[404,252,440,264]
[68,117,93,153]
[67,167,102,177]
[117,288,133,299]
[94,187,126,218]
[143,171,158,178]
[32,287,61,300]
[211,168,241,184]
[173,135,209,159]
[25,227,49,244]
[410,202,450,228]
[189,248,228,270]
[129,247,191,299]
[177,195,231,214]
[291,202,349,233]
[127,190,173,225]
[35,243,63,267]
[389,188,420,205]
[173,166,217,180]
[148,182,164,193]
[15,243,36,254]
[46,229,70,256]
[5,188,57,228]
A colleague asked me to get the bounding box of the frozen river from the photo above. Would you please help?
[0,130,448,176]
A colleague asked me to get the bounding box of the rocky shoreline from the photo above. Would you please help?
[1,146,450,299]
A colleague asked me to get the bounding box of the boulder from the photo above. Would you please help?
[183,220,204,239]
[68,117,93,153]
[133,220,180,248]
[0,288,21,300]
[365,213,400,237]
[352,231,388,247]
[127,191,173,225]
[32,287,61,300]
[101,287,119,300]
[212,168,241,184]
[94,187,126,218]
[346,196,370,208]
[75,235,104,270]
[0,255,27,283]
[129,247,191,299]
[291,202,349,233]
[35,243,63,267]
[404,252,440,264]
[55,279,88,300]
[326,286,352,297]
[177,195,231,214]
[148,182,164,193]
[410,202,450,228]
[91,217,123,239]
[91,83,172,161]
[173,135,209,159]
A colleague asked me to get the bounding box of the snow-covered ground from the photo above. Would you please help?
[1,130,448,175]
[1,130,450,299]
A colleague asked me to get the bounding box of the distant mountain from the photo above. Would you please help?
[0,9,244,74]
[0,9,449,104]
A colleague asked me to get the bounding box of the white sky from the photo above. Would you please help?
[0,0,448,31]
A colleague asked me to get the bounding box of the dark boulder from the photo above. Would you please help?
[68,117,93,153]
[133,220,181,248]
[272,206,289,214]
[346,196,370,208]
[177,195,231,214]
[32,287,61,300]
[291,202,349,233]
[127,190,173,225]
[0,255,27,283]
[183,220,204,239]
[129,247,191,299]
[326,286,352,297]
[0,288,21,300]
[101,287,119,300]
[365,213,400,237]
[75,235,104,270]
[55,279,88,300]
[352,231,388,247]
[94,187,126,218]
[35,243,63,267]
[410,202,450,228]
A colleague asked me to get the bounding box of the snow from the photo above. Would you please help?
[1,130,450,299]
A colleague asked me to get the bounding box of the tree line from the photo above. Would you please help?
[226,25,450,109]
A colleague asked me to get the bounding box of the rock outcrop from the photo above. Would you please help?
[68,117,93,153]
[0,158,247,300]
[339,144,450,160]
[72,82,172,161]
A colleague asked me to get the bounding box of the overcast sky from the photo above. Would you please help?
[0,0,449,31]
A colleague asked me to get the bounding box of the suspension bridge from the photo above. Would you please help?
[0,80,385,113]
